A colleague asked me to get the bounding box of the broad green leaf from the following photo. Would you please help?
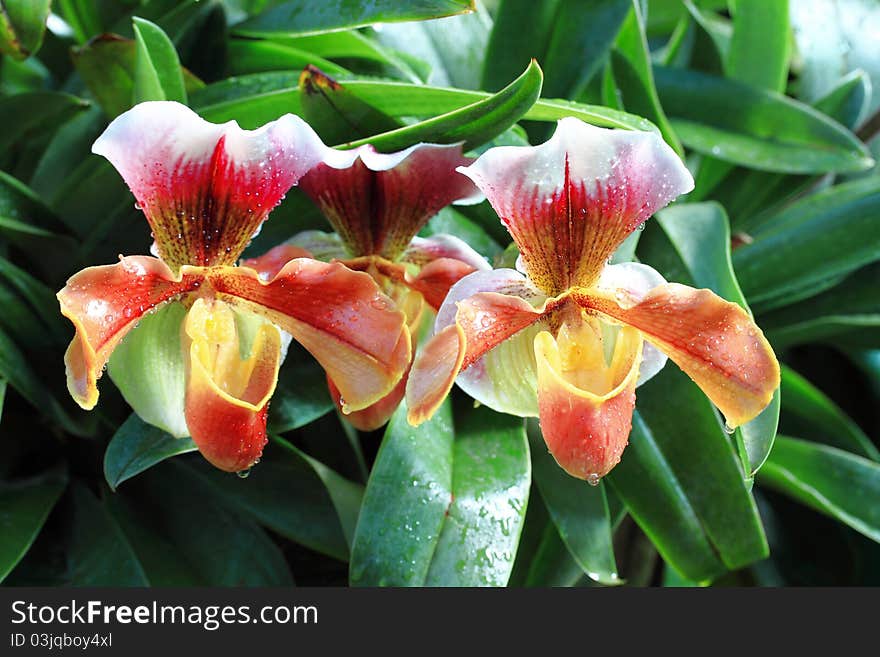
[733,177,880,311]
[0,469,67,582]
[0,0,50,60]
[726,0,790,93]
[612,1,682,154]
[423,405,530,586]
[760,262,880,348]
[103,414,197,491]
[350,402,529,586]
[180,436,362,561]
[235,0,475,37]
[132,16,187,104]
[0,248,70,343]
[760,436,880,544]
[639,203,780,476]
[67,483,149,586]
[227,38,351,77]
[128,462,294,585]
[608,366,768,581]
[482,0,558,92]
[779,365,880,461]
[55,0,103,43]
[0,91,89,154]
[193,73,654,132]
[683,0,731,65]
[346,59,543,152]
[299,65,401,144]
[528,421,618,585]
[654,65,874,174]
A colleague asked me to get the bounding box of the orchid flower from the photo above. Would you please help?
[405,118,780,482]
[260,141,489,430]
[57,101,410,472]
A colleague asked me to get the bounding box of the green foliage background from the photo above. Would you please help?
[0,0,878,587]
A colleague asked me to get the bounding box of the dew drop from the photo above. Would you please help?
[723,422,736,435]
[236,468,251,479]
[586,473,601,487]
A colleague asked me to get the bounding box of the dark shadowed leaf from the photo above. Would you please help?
[0,468,67,582]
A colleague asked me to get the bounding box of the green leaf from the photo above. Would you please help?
[726,0,790,93]
[103,414,197,491]
[612,1,682,155]
[0,469,67,582]
[528,421,619,584]
[0,0,50,60]
[227,38,351,77]
[73,33,203,119]
[268,350,335,434]
[346,59,543,152]
[608,366,768,581]
[760,262,880,348]
[192,73,654,132]
[350,402,530,586]
[779,365,880,461]
[733,177,880,311]
[639,203,779,476]
[760,436,880,544]
[127,462,294,585]
[537,0,632,98]
[524,522,589,587]
[299,65,401,145]
[132,16,187,104]
[0,91,90,154]
[653,65,874,174]
[179,436,363,561]
[235,0,475,37]
[67,483,149,586]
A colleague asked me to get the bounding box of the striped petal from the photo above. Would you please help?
[183,299,281,472]
[240,243,313,280]
[458,118,693,295]
[57,255,202,410]
[535,320,643,481]
[92,101,330,271]
[205,260,410,413]
[406,269,553,425]
[299,142,481,260]
[574,283,780,429]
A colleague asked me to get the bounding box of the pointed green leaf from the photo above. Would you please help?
[104,414,197,491]
[132,16,187,104]
[760,436,880,544]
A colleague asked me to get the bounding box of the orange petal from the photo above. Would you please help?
[57,256,202,409]
[240,243,314,280]
[328,280,424,431]
[183,299,281,472]
[204,259,410,413]
[300,143,480,260]
[406,291,550,425]
[458,118,693,295]
[535,322,643,480]
[92,101,331,270]
[574,283,780,428]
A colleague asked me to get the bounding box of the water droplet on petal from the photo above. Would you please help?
[236,468,251,479]
[586,473,601,487]
[724,422,736,435]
